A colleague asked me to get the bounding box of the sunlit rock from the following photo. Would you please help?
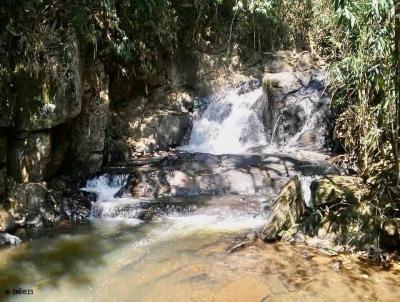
[310,175,365,206]
[261,176,306,241]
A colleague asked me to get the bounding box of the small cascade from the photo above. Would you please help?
[81,174,145,221]
[180,86,266,154]
[270,113,283,145]
[81,173,267,230]
[81,174,129,202]
[299,175,318,207]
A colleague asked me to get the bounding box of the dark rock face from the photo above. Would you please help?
[5,181,55,228]
[0,135,6,203]
[261,176,306,241]
[13,36,81,132]
[0,167,6,203]
[261,54,332,150]
[8,132,51,183]
[69,62,109,174]
[0,80,15,128]
[110,87,192,157]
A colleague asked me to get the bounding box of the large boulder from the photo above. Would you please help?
[261,176,306,241]
[69,62,109,174]
[8,132,51,183]
[110,88,192,156]
[125,112,190,153]
[0,233,21,246]
[261,68,331,149]
[14,35,81,131]
[5,181,58,227]
[310,175,365,207]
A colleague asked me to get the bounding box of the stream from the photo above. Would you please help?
[1,83,400,301]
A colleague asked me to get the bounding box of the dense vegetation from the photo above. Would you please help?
[0,0,399,218]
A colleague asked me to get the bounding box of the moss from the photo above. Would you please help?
[311,175,366,206]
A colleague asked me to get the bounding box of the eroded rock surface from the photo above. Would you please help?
[261,176,306,241]
[261,53,331,150]
[116,152,338,199]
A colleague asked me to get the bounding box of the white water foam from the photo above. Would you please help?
[81,174,143,224]
[181,87,266,154]
[299,175,317,207]
[81,174,129,202]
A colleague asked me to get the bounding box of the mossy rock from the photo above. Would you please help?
[299,198,382,249]
[311,175,365,206]
[262,176,306,241]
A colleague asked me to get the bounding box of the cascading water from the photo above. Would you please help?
[81,174,146,222]
[180,87,267,154]
[81,173,266,231]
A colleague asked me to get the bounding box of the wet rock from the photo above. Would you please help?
[311,175,365,207]
[262,66,332,150]
[119,152,339,199]
[0,232,21,246]
[47,177,92,221]
[8,131,51,183]
[5,181,58,227]
[0,209,15,232]
[261,176,306,241]
[121,153,282,198]
[69,62,109,175]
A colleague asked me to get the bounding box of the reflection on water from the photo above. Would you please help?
[1,215,400,302]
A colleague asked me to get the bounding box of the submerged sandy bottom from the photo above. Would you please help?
[0,214,399,302]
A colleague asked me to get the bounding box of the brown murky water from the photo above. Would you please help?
[0,215,399,302]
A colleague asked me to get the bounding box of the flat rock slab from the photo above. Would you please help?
[113,151,340,199]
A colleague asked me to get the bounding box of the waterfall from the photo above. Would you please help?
[298,176,315,207]
[180,87,266,154]
[81,174,145,222]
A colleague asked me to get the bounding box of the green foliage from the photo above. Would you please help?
[0,0,178,78]
[326,0,399,203]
